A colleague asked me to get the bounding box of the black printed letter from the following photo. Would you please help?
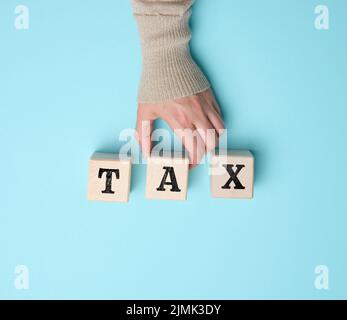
[222,164,245,190]
[98,168,120,194]
[156,166,181,192]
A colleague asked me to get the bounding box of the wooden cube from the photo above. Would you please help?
[146,154,189,201]
[210,150,254,199]
[87,152,131,202]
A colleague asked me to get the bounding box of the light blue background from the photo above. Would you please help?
[0,0,346,299]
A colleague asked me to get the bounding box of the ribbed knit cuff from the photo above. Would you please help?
[134,10,210,103]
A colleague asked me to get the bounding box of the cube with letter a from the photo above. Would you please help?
[87,152,131,202]
[210,150,254,199]
[146,153,189,201]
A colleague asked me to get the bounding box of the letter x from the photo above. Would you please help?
[221,164,245,190]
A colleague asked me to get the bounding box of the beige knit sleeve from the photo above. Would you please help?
[132,0,210,103]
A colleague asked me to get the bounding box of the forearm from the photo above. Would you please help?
[131,0,210,103]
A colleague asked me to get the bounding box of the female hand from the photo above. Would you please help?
[136,89,225,168]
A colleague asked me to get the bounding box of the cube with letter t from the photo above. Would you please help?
[87,152,132,202]
[210,150,254,199]
[146,154,189,201]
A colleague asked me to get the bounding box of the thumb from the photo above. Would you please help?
[136,105,156,159]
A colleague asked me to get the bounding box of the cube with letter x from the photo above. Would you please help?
[210,150,254,199]
[87,152,132,202]
[146,153,189,201]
